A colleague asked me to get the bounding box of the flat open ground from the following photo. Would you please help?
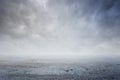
[0,59,120,80]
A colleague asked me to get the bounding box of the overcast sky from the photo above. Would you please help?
[0,0,120,60]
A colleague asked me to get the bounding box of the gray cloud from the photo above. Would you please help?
[0,0,55,39]
[0,0,120,60]
[47,0,120,58]
[48,0,120,39]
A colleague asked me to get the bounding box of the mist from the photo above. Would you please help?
[0,0,120,61]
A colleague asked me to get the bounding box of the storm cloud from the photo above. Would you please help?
[0,0,120,60]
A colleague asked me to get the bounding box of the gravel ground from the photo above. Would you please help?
[0,60,120,80]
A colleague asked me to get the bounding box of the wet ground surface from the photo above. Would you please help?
[0,60,120,80]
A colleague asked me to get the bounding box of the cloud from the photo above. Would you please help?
[48,0,120,39]
[0,0,55,39]
[47,0,120,57]
[0,0,120,60]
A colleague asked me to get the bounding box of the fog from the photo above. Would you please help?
[0,0,120,61]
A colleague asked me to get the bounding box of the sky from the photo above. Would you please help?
[0,0,120,61]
